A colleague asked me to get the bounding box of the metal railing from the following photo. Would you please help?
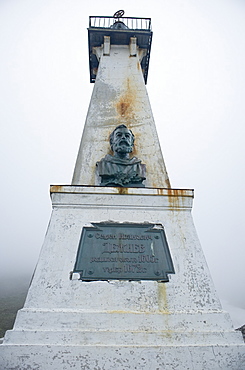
[89,16,152,31]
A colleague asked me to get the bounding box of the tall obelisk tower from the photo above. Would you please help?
[1,11,244,370]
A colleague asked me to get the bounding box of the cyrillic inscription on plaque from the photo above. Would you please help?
[73,223,175,281]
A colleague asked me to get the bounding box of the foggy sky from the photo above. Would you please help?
[0,0,245,327]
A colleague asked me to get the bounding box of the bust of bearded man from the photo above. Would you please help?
[96,124,146,187]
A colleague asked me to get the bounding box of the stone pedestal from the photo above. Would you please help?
[1,186,244,369]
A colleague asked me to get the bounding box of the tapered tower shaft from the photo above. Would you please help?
[72,17,170,187]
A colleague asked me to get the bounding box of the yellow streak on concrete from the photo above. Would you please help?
[157,283,169,313]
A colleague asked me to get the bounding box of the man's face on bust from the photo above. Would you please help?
[112,127,134,154]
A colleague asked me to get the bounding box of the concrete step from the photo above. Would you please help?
[4,328,242,346]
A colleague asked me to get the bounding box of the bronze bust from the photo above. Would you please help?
[96,124,146,187]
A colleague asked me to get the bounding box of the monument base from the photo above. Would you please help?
[1,344,245,369]
[1,186,244,369]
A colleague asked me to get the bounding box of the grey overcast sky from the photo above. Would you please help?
[0,0,245,327]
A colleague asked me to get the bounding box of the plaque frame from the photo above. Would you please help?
[73,222,175,282]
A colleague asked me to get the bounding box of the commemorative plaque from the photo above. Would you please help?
[73,223,175,281]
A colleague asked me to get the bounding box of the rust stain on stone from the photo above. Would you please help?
[117,187,128,195]
[119,101,130,117]
[167,188,180,209]
[116,95,133,118]
[115,78,136,120]
[50,185,64,193]
[157,188,165,196]
[114,77,139,157]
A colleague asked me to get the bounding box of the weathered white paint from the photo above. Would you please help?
[1,186,244,369]
[1,345,245,370]
[1,32,244,369]
[72,43,170,188]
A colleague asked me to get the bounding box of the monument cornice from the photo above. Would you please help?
[50,185,194,210]
[50,185,194,198]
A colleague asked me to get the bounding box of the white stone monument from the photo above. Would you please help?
[1,12,244,369]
